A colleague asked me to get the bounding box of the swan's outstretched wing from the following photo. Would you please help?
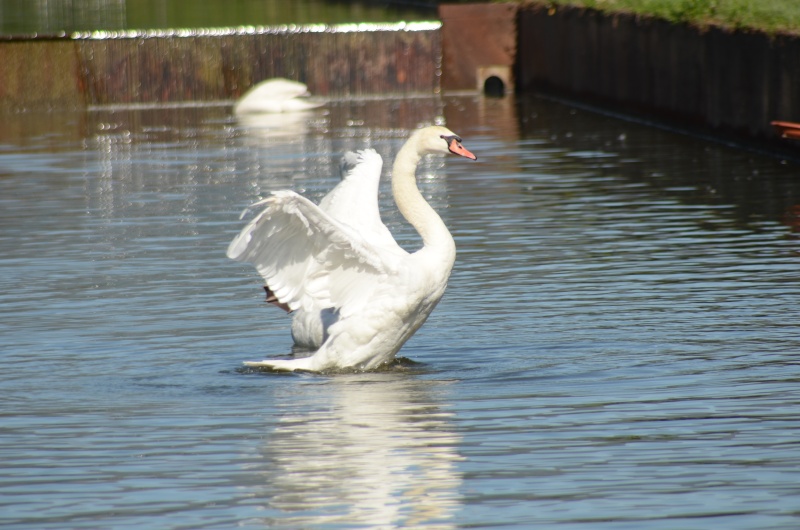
[319,149,398,250]
[227,190,398,315]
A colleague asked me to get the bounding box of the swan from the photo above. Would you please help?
[227,126,477,372]
[233,78,324,114]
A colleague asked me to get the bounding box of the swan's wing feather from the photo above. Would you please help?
[227,190,394,313]
[319,149,383,213]
[318,149,398,250]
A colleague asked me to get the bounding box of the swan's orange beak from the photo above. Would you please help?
[447,138,477,160]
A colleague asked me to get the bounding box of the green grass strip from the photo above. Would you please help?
[532,0,800,35]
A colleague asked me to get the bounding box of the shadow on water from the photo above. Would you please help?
[513,94,800,233]
[444,91,800,233]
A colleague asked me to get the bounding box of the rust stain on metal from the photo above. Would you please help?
[0,40,85,110]
[0,22,441,111]
[516,2,800,142]
[439,3,518,93]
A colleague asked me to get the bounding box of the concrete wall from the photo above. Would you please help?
[516,4,800,143]
[0,23,441,111]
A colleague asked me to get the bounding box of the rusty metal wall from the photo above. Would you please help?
[516,4,800,142]
[0,39,84,110]
[0,23,441,111]
[439,3,517,93]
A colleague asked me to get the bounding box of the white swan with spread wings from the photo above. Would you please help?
[227,126,477,371]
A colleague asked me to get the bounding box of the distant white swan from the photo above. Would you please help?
[234,78,324,114]
[227,126,477,371]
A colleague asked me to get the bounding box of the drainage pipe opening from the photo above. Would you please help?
[483,75,505,97]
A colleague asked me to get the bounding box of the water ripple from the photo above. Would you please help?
[1,97,799,528]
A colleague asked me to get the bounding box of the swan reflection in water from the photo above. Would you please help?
[236,110,320,141]
[253,372,463,528]
[233,78,325,141]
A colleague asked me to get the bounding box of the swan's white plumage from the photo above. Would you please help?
[233,78,324,114]
[227,190,392,314]
[319,149,398,250]
[227,126,477,372]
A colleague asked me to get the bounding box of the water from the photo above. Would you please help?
[1,94,799,529]
[0,0,436,36]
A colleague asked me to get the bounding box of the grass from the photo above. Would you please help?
[536,0,800,35]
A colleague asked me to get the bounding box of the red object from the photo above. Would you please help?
[771,121,800,140]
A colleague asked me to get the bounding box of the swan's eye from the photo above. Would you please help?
[440,134,462,144]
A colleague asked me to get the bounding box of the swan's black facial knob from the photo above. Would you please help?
[441,134,477,160]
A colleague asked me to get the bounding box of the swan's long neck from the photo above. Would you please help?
[392,138,455,259]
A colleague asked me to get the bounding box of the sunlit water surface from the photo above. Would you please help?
[1,95,799,529]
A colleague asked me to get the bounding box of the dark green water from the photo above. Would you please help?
[0,0,436,35]
[1,94,799,528]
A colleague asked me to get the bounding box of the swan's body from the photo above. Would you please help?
[227,126,477,371]
[234,78,324,114]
